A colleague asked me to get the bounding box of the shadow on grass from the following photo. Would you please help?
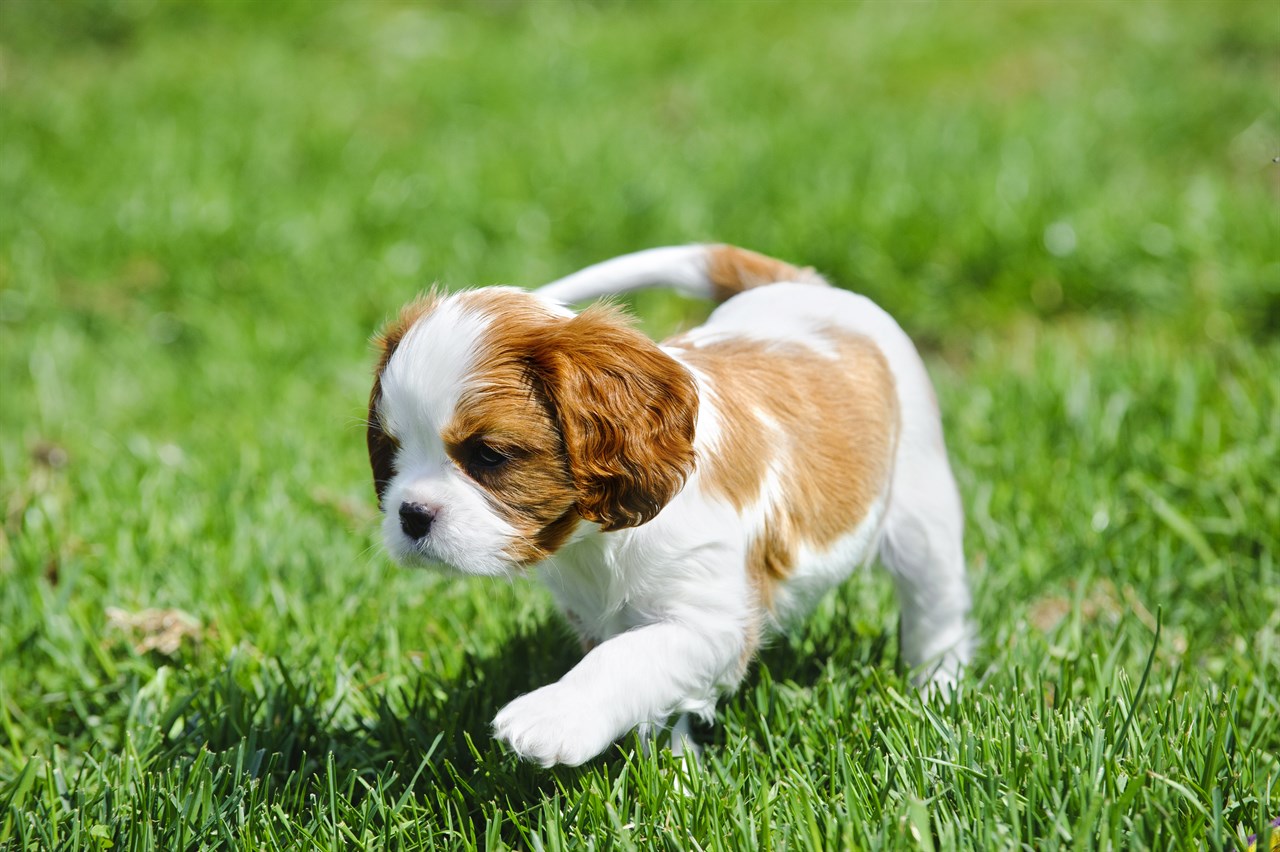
[696,620,897,749]
[148,619,594,829]
[148,610,895,836]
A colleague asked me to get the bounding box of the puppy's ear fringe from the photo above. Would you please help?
[535,304,699,531]
[367,289,442,507]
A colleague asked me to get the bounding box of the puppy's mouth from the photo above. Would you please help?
[404,535,497,572]
[398,536,449,568]
[384,520,518,579]
[378,492,579,577]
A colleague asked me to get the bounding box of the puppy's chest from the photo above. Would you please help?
[535,534,659,642]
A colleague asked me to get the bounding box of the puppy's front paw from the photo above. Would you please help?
[492,684,615,767]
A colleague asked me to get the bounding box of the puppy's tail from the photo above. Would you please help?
[536,244,826,306]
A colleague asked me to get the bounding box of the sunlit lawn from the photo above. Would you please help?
[1,1,1277,848]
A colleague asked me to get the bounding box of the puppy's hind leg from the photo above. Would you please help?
[639,713,701,763]
[878,420,974,689]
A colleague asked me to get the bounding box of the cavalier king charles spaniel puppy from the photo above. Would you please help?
[367,244,973,767]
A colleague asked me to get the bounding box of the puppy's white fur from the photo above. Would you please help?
[377,299,521,576]
[370,245,973,767]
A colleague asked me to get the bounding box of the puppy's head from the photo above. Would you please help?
[368,288,698,576]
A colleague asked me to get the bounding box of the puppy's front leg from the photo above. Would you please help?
[492,621,740,767]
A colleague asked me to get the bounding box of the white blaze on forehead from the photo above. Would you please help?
[378,296,491,445]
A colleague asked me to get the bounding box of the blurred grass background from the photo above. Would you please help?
[1,1,1277,849]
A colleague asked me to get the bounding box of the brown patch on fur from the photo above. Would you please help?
[705,244,824,301]
[368,293,439,507]
[431,290,697,561]
[530,303,699,531]
[669,329,898,610]
[439,291,581,564]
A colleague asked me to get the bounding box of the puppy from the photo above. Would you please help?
[367,244,973,767]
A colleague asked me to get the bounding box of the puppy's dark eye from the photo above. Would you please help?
[470,441,509,470]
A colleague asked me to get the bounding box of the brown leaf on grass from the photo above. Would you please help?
[31,441,69,469]
[105,607,204,656]
[1027,579,1123,632]
[1028,596,1071,632]
[4,441,69,535]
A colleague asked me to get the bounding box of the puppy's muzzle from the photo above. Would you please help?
[399,502,438,540]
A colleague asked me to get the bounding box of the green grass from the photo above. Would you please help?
[1,1,1277,848]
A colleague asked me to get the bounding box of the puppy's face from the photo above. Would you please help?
[368,289,698,576]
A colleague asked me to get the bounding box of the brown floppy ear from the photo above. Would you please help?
[531,305,698,531]
[367,294,437,509]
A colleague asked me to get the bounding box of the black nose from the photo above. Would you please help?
[399,502,437,540]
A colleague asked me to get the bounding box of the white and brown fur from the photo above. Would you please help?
[367,244,973,767]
